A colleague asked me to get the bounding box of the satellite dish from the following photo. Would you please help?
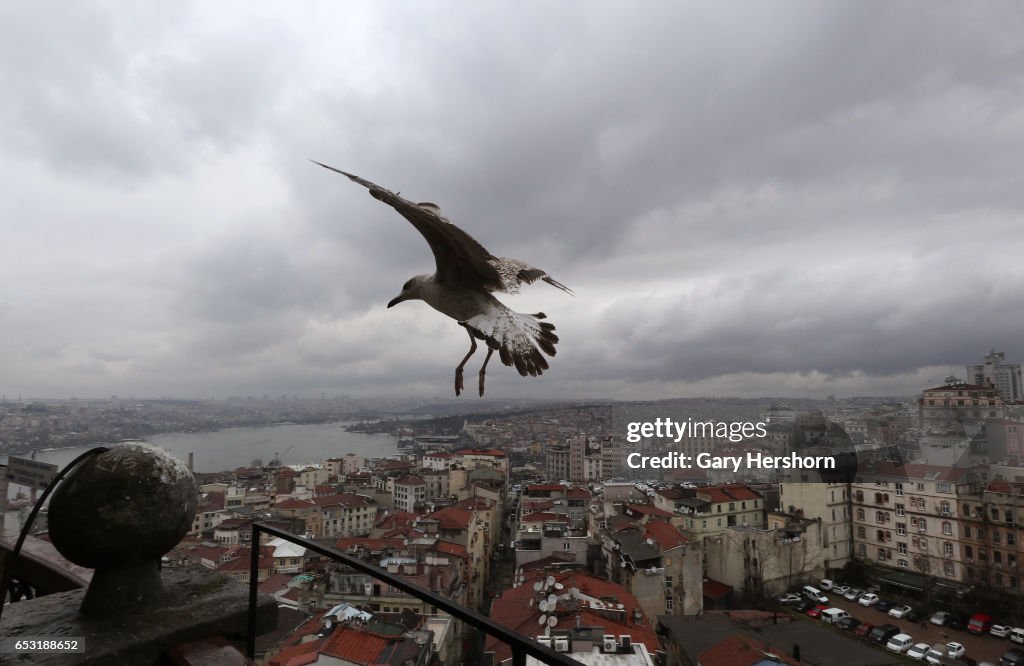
[538,615,547,626]
[547,594,557,606]
[538,601,548,612]
[546,576,556,587]
[533,582,543,592]
[548,616,558,628]
[554,583,564,590]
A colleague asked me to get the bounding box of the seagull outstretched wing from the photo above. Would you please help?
[312,161,571,295]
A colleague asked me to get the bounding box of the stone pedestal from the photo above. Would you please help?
[0,568,279,665]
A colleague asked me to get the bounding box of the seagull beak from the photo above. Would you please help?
[387,293,406,309]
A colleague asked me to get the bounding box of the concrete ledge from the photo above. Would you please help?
[0,568,278,665]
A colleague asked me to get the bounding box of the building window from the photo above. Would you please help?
[964,525,972,538]
[898,542,907,555]
[940,501,951,515]
[895,504,905,516]
[857,526,866,539]
[944,561,955,576]
[876,511,886,524]
[944,542,954,556]
[896,523,907,536]
[942,522,952,535]
[895,483,904,496]
[857,508,865,521]
[898,559,908,568]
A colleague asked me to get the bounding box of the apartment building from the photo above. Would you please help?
[851,464,978,584]
[673,484,765,543]
[778,482,852,572]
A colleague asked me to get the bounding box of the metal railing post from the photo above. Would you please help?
[246,522,261,659]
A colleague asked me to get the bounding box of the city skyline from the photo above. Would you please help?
[4,3,1024,400]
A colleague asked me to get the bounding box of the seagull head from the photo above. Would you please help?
[387,274,430,308]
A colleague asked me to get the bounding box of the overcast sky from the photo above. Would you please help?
[3,2,1024,401]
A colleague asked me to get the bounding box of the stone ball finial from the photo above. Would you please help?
[48,442,198,615]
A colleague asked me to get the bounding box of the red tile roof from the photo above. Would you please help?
[319,626,392,663]
[566,487,591,499]
[487,570,658,663]
[698,484,762,503]
[644,520,688,550]
[624,503,674,518]
[267,638,323,666]
[526,484,565,492]
[435,540,467,557]
[703,579,733,600]
[336,537,404,551]
[427,507,472,530]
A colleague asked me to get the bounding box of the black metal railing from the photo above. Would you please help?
[248,522,582,666]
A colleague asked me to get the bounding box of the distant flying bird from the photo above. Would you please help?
[313,160,572,397]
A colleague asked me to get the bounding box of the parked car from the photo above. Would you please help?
[777,593,802,605]
[1003,647,1024,666]
[844,587,863,601]
[875,600,894,613]
[889,604,914,619]
[924,645,947,665]
[992,625,1013,638]
[837,616,862,631]
[869,624,901,644]
[820,579,834,590]
[886,633,915,654]
[946,642,966,659]
[821,608,851,625]
[930,611,950,626]
[834,584,851,596]
[906,642,931,660]
[970,614,996,635]
[859,593,880,606]
[947,613,970,631]
[855,623,876,638]
[807,604,829,618]
[1011,627,1024,645]
[793,599,816,613]
[802,585,829,603]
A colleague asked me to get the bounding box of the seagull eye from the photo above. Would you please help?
[402,280,413,291]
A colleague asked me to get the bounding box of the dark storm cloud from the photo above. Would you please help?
[3,2,1024,399]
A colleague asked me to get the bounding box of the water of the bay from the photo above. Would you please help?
[2,421,398,494]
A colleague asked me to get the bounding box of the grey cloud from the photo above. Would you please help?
[3,2,1024,399]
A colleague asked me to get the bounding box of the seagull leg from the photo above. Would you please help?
[478,348,495,397]
[455,329,477,397]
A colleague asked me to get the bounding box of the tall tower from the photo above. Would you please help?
[967,349,1023,401]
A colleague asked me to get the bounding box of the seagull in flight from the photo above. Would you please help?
[313,161,572,397]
